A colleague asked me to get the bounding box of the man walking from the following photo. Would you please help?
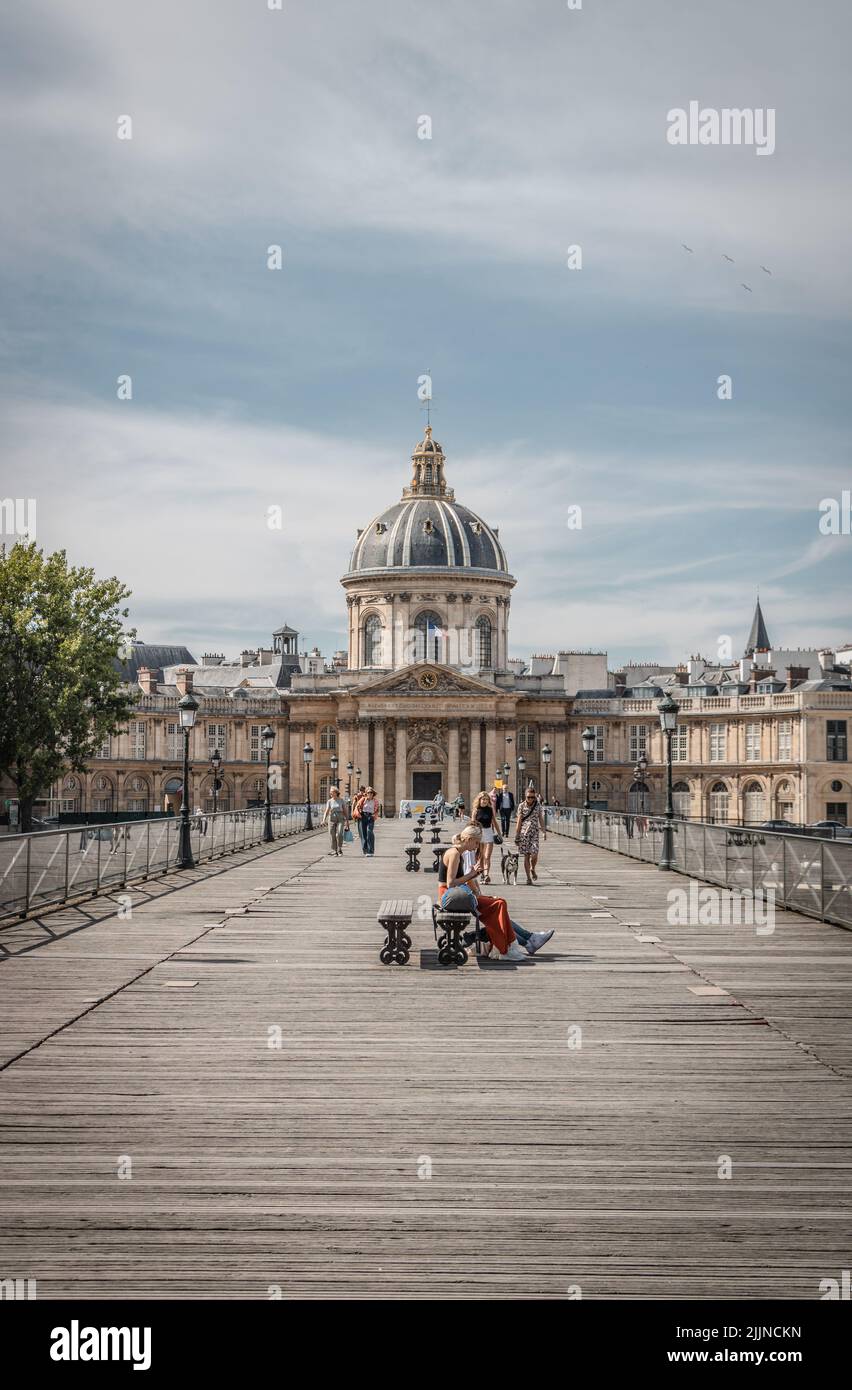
[498,783,515,836]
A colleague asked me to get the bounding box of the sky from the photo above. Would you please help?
[1,0,850,668]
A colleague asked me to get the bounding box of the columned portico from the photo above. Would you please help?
[395,719,407,803]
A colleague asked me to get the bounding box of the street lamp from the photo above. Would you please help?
[261,725,275,842]
[502,761,510,783]
[633,753,648,814]
[304,742,314,830]
[657,695,679,870]
[177,692,199,868]
[517,754,526,801]
[542,742,552,806]
[581,726,595,843]
[346,760,354,799]
[210,747,222,816]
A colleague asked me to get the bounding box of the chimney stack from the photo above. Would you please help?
[786,665,809,689]
[138,667,158,695]
[175,667,194,695]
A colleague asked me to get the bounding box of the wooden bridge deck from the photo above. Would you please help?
[1,817,850,1300]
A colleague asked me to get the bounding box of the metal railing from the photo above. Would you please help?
[0,805,320,924]
[546,808,852,930]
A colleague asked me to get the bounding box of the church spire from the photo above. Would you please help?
[403,425,454,500]
[745,596,771,656]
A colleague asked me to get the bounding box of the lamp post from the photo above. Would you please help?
[210,747,222,816]
[304,742,314,830]
[261,725,275,842]
[581,726,595,843]
[542,742,552,806]
[517,754,526,802]
[346,760,353,800]
[330,752,339,791]
[177,692,198,868]
[633,753,648,814]
[657,695,679,870]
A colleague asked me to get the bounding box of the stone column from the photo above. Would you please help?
[395,720,407,806]
[468,720,481,806]
[356,720,370,786]
[553,724,567,802]
[447,720,460,801]
[288,725,303,805]
[484,722,498,790]
[373,718,386,809]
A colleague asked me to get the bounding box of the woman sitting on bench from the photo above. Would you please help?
[438,825,527,961]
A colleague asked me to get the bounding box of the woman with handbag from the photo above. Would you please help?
[438,824,526,960]
[321,786,349,856]
[515,786,547,884]
[471,790,499,883]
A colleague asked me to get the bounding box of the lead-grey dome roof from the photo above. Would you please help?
[348,426,510,574]
[349,496,508,574]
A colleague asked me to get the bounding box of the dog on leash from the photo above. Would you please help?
[501,849,519,885]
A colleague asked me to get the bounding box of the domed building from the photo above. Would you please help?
[342,426,515,672]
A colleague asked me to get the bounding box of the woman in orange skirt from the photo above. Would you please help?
[438,825,527,960]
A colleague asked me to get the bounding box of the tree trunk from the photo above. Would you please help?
[19,794,34,834]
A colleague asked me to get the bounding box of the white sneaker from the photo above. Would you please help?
[505,942,528,961]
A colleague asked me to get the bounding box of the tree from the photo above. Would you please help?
[0,542,136,831]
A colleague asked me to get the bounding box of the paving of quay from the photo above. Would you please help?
[1,815,851,1300]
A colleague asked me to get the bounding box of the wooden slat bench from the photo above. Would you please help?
[377,898,413,965]
[432,905,474,966]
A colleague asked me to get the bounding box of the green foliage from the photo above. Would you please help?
[0,542,136,825]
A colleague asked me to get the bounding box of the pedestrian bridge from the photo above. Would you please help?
[1,817,850,1299]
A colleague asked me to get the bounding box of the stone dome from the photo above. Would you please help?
[347,427,509,575]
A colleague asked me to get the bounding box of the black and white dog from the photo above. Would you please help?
[501,849,519,885]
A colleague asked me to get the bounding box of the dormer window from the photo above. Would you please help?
[470,521,482,535]
[423,518,434,534]
[375,521,387,534]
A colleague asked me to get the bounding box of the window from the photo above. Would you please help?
[672,781,691,817]
[319,776,330,802]
[743,780,766,823]
[518,725,536,752]
[128,721,146,758]
[628,725,648,762]
[777,719,792,761]
[709,781,729,823]
[320,726,337,751]
[250,725,262,762]
[827,720,847,761]
[166,722,182,760]
[207,724,226,755]
[413,611,442,663]
[253,777,265,793]
[95,735,111,759]
[475,615,492,667]
[710,723,727,762]
[93,797,113,813]
[826,803,848,824]
[591,725,605,763]
[127,798,147,812]
[671,726,688,762]
[364,614,384,666]
[745,723,761,761]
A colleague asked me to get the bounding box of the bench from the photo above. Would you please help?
[377,898,413,965]
[426,845,446,873]
[404,845,421,872]
[432,905,473,966]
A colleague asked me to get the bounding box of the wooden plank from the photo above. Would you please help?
[1,819,851,1299]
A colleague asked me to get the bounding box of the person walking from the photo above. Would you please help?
[352,784,367,852]
[497,783,515,836]
[471,790,499,883]
[360,786,379,856]
[321,785,349,856]
[515,786,547,884]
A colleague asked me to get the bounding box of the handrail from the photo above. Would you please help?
[545,808,852,930]
[0,805,320,924]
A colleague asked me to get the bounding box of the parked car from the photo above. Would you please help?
[805,820,852,839]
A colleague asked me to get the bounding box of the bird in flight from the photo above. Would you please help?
[681,243,693,253]
[761,265,772,275]
[722,254,734,262]
[741,283,753,292]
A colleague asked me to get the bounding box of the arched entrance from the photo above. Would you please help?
[163,776,183,814]
[627,780,650,814]
[672,781,690,818]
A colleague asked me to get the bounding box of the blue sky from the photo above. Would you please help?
[1,0,850,666]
